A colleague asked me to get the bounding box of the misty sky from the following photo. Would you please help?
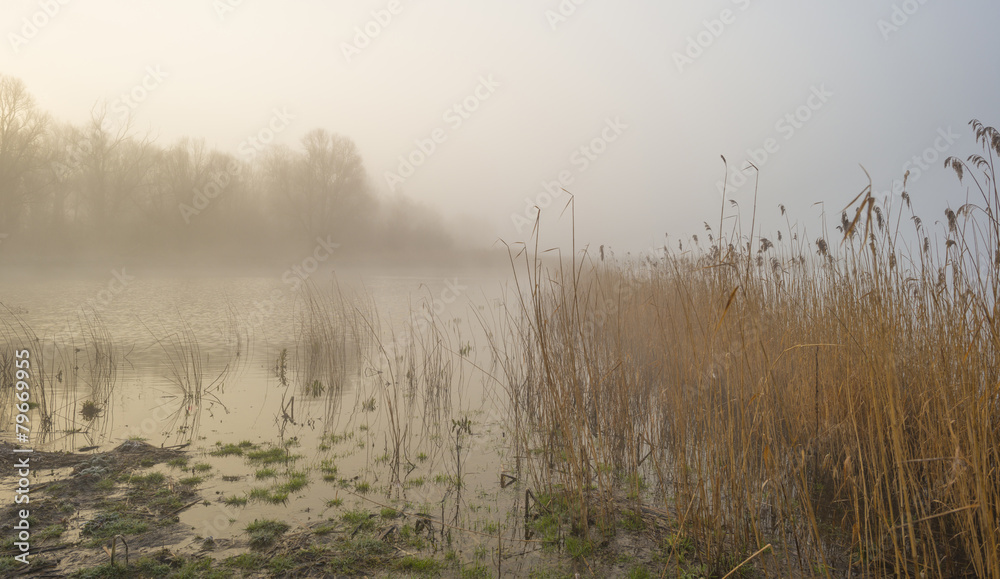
[4,0,999,255]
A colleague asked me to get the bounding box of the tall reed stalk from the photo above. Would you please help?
[494,120,1000,577]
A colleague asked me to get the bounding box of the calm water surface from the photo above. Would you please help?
[0,265,520,543]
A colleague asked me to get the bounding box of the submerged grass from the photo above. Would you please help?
[245,519,290,549]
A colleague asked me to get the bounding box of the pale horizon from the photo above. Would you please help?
[3,0,998,254]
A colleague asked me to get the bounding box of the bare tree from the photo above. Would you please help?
[0,76,455,263]
[0,75,48,234]
[74,105,153,238]
[295,129,373,241]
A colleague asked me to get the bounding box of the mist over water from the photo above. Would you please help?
[0,79,490,269]
[1,2,1000,577]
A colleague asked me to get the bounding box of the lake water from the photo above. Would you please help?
[0,265,525,551]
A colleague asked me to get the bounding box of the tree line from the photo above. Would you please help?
[0,75,456,266]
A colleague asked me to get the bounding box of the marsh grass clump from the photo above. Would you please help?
[341,509,377,532]
[277,471,309,493]
[394,556,443,573]
[210,443,244,457]
[495,121,1000,578]
[326,537,393,575]
[211,440,255,457]
[255,467,278,479]
[166,457,189,469]
[319,460,338,481]
[224,553,264,570]
[79,400,101,421]
[247,445,294,464]
[35,524,67,541]
[81,511,149,544]
[128,471,166,487]
[245,519,290,549]
[224,495,248,507]
[248,487,289,505]
[71,558,173,579]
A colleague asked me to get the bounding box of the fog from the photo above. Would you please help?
[0,83,471,269]
[2,0,999,264]
[5,4,1000,575]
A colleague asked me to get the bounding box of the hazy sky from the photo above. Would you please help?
[5,0,999,254]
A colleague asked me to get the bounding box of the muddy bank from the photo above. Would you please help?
[1,441,735,578]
